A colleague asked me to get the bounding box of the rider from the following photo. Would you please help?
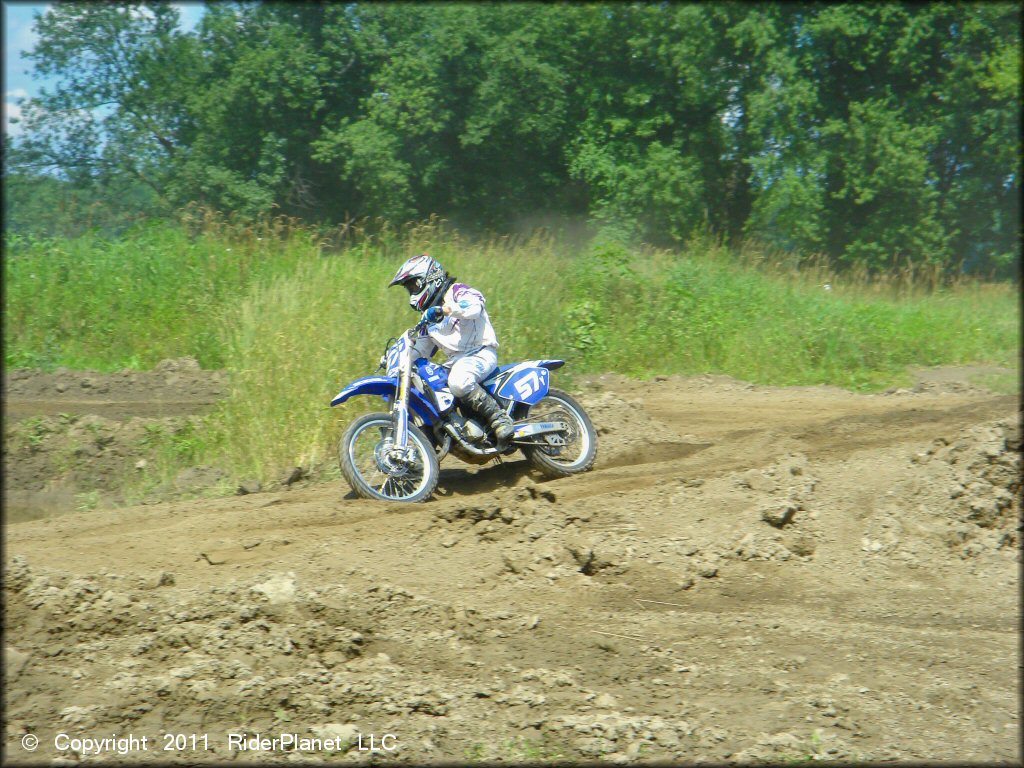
[388,254,515,444]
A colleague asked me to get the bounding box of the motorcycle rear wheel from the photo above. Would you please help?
[339,412,439,502]
[522,388,598,478]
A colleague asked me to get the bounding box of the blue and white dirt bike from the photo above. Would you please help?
[331,322,597,502]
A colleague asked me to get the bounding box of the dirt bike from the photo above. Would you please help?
[330,322,597,502]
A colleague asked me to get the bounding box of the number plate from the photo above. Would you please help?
[495,366,550,404]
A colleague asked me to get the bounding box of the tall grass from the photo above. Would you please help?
[207,252,387,477]
[201,222,572,478]
[4,215,1018,488]
[561,236,1018,388]
[3,212,321,369]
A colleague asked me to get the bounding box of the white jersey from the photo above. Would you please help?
[412,282,499,360]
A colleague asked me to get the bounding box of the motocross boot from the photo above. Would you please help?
[462,385,515,444]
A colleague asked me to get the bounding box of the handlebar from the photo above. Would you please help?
[377,324,427,372]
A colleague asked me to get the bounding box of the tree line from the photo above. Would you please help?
[5,2,1020,276]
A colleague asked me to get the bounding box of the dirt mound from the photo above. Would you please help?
[2,411,221,522]
[4,357,226,423]
[913,418,1021,561]
[574,390,711,469]
[4,359,229,522]
[4,357,225,405]
[3,366,1021,762]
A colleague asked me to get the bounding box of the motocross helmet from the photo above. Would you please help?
[388,254,449,311]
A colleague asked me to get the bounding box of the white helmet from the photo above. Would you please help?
[388,254,448,311]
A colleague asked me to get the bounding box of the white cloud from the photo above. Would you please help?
[4,99,24,137]
[6,88,29,101]
[3,98,106,138]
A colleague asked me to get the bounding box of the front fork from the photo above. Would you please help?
[390,331,414,453]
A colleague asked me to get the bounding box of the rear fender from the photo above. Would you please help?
[483,359,564,386]
[536,359,566,372]
[330,376,440,424]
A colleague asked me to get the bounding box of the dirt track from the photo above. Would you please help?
[3,365,1021,763]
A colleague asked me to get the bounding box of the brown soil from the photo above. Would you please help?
[3,358,229,522]
[4,357,228,420]
[3,362,1021,764]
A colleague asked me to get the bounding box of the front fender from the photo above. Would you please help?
[330,376,440,424]
[331,376,397,406]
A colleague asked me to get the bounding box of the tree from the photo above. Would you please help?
[7,1,1019,276]
[738,3,1020,274]
[167,2,371,219]
[11,2,197,205]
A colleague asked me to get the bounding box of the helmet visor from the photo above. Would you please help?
[403,277,425,296]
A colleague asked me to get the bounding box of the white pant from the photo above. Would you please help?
[445,346,498,398]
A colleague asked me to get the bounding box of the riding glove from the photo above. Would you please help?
[422,306,444,324]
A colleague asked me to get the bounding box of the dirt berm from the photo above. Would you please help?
[3,365,1020,763]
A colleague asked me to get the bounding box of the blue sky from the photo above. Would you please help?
[3,1,206,136]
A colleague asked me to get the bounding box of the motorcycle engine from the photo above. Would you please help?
[463,419,487,443]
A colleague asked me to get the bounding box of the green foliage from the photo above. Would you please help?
[5,2,1018,275]
[15,416,51,453]
[11,2,195,202]
[462,736,567,762]
[201,252,387,477]
[2,173,163,239]
[739,3,1020,275]
[75,490,101,513]
[2,218,316,370]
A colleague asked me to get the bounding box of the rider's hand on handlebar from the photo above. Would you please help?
[421,306,444,325]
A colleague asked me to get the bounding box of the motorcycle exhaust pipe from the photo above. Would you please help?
[442,423,494,457]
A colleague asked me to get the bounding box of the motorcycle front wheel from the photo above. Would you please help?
[521,388,598,478]
[339,412,440,502]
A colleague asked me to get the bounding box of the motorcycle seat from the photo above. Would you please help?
[481,363,516,386]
